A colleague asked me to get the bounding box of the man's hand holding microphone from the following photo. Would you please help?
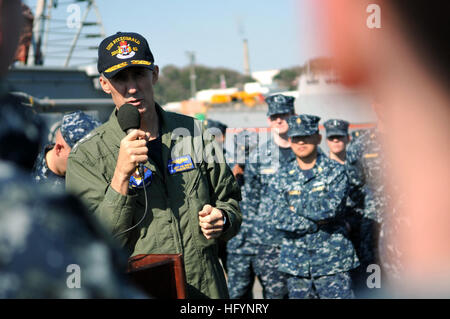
[112,104,150,195]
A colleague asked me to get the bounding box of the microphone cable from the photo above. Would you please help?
[117,164,149,236]
[116,103,151,236]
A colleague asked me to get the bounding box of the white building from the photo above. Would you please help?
[251,69,280,86]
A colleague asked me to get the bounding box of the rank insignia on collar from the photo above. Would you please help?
[261,168,276,174]
[129,165,153,189]
[168,155,195,174]
[364,153,379,158]
[311,185,325,192]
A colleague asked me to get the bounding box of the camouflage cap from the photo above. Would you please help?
[204,119,228,135]
[265,94,295,117]
[287,114,321,137]
[324,119,349,137]
[60,111,101,148]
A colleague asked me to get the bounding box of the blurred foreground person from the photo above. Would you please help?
[0,0,144,298]
[321,0,450,296]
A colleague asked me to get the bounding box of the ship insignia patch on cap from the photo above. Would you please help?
[116,40,136,59]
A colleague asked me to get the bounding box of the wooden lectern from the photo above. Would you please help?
[127,254,187,299]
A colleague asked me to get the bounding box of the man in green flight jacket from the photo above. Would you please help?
[66,32,242,299]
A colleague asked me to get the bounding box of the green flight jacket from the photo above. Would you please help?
[66,104,242,299]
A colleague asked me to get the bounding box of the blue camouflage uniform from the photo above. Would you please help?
[224,129,259,298]
[346,128,403,290]
[324,119,370,294]
[225,129,259,187]
[204,119,230,273]
[32,144,66,189]
[32,111,101,190]
[349,129,367,143]
[323,120,359,247]
[227,94,296,299]
[346,129,385,267]
[323,119,356,228]
[0,86,143,298]
[274,114,359,299]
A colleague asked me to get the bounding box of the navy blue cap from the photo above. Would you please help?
[324,119,349,137]
[287,114,321,137]
[265,94,295,117]
[98,32,155,79]
[204,119,228,135]
[60,111,101,148]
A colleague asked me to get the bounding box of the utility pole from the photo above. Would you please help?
[28,0,47,65]
[186,51,197,100]
[243,38,250,76]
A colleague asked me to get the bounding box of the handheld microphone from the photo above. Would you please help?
[116,103,148,236]
[117,103,145,178]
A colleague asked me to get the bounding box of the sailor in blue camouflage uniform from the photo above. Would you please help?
[323,119,350,165]
[225,129,259,298]
[324,119,370,294]
[274,114,359,299]
[349,129,367,145]
[225,129,259,188]
[346,128,385,266]
[204,119,227,147]
[227,94,296,299]
[346,122,402,292]
[323,119,356,230]
[32,111,101,190]
[203,118,230,273]
[226,129,260,299]
[0,91,144,299]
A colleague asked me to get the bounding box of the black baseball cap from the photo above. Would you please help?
[97,32,155,79]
